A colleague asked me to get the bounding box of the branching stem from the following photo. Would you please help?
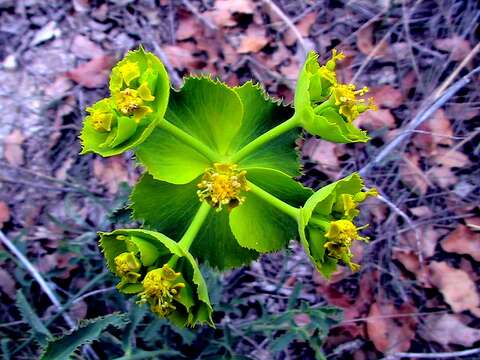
[231,114,300,163]
[158,119,221,162]
[178,202,211,250]
[247,181,299,219]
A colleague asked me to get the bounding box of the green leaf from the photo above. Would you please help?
[130,174,201,240]
[231,82,301,177]
[135,126,210,184]
[16,290,52,346]
[165,76,243,156]
[230,192,296,252]
[80,47,170,157]
[230,168,312,252]
[294,51,369,143]
[40,313,129,360]
[191,209,259,270]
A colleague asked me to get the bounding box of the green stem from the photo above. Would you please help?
[178,202,211,250]
[230,114,301,163]
[309,217,330,230]
[247,181,300,220]
[158,119,220,162]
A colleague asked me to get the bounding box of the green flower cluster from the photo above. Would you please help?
[82,47,378,327]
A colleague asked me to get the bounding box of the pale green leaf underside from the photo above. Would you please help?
[135,127,210,184]
[191,209,259,270]
[130,174,201,240]
[166,76,243,156]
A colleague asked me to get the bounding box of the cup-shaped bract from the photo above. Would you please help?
[298,173,377,277]
[99,229,213,327]
[294,50,376,143]
[80,47,170,157]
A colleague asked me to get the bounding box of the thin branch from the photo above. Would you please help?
[359,65,480,177]
[180,0,218,31]
[0,230,98,360]
[262,0,311,58]
[385,347,480,359]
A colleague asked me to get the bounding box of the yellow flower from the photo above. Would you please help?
[114,252,142,288]
[335,188,378,219]
[113,82,155,123]
[324,220,368,271]
[317,49,345,86]
[138,264,186,317]
[331,83,376,123]
[87,106,114,133]
[197,163,249,211]
[118,62,140,87]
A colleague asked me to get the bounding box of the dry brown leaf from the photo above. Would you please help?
[409,206,433,218]
[4,129,25,167]
[0,201,11,228]
[176,14,203,41]
[433,148,470,168]
[284,12,316,46]
[0,268,16,299]
[162,43,197,69]
[66,55,115,88]
[366,302,416,353]
[399,153,430,195]
[392,248,431,286]
[237,26,269,54]
[302,138,341,173]
[420,314,480,346]
[416,110,453,150]
[356,23,388,58]
[441,224,480,261]
[206,0,254,27]
[279,60,300,80]
[434,36,471,61]
[399,224,444,258]
[429,261,480,313]
[368,85,403,109]
[93,157,129,194]
[44,76,73,99]
[428,166,457,188]
[355,109,396,130]
[215,0,254,14]
[71,35,104,59]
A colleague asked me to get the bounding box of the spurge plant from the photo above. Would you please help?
[80,47,378,327]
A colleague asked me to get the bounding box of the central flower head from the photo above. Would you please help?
[197,163,249,211]
[138,264,186,317]
[113,83,155,123]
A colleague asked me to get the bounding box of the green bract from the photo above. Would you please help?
[80,47,378,327]
[298,173,376,278]
[294,51,373,143]
[100,229,213,327]
[80,47,170,156]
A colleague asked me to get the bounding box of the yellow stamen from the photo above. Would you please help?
[138,265,186,317]
[197,163,249,211]
[118,62,140,86]
[331,83,376,122]
[114,252,142,288]
[324,220,368,271]
[113,88,153,123]
[87,107,113,132]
